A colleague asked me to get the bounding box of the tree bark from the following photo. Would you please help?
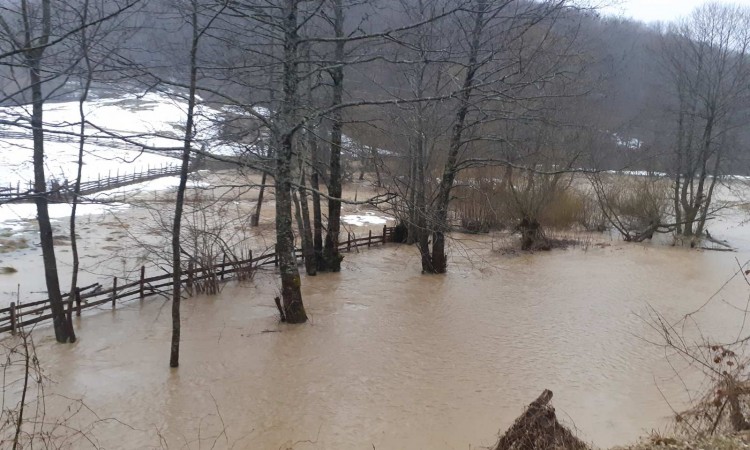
[25,0,71,343]
[308,129,325,270]
[251,170,267,227]
[275,0,307,323]
[298,170,316,276]
[429,0,487,274]
[69,2,93,343]
[322,0,345,272]
[170,0,201,367]
[275,137,307,323]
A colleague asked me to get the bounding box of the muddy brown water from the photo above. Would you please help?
[17,213,750,449]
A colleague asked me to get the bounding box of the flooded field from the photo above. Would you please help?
[16,213,750,449]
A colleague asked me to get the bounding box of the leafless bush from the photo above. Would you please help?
[454,178,508,232]
[453,169,603,253]
[644,266,750,440]
[590,174,672,242]
[130,180,261,296]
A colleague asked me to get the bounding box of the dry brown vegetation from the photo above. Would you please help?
[493,390,591,450]
[453,177,600,234]
[590,175,673,242]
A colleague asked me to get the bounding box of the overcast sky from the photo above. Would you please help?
[601,0,750,23]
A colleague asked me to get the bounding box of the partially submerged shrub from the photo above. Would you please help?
[453,170,603,237]
[590,174,672,241]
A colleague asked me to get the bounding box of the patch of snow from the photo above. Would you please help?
[342,212,393,226]
[0,202,129,224]
[0,91,224,190]
[612,133,643,150]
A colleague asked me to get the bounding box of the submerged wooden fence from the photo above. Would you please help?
[0,225,396,334]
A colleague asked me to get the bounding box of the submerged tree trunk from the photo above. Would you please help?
[298,170,316,276]
[415,135,431,273]
[308,131,325,270]
[322,0,345,272]
[253,84,274,228]
[170,0,201,367]
[70,7,93,331]
[251,170,267,227]
[429,0,487,274]
[275,136,307,323]
[302,131,325,268]
[274,0,307,323]
[31,69,69,342]
[24,0,71,342]
[406,141,418,245]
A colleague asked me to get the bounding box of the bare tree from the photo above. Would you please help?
[412,0,579,272]
[170,0,228,367]
[660,3,750,246]
[0,0,139,342]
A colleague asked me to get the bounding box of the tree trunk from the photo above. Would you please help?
[406,140,418,245]
[275,139,307,323]
[308,130,324,270]
[370,145,382,187]
[322,0,345,272]
[69,10,93,335]
[170,0,200,367]
[20,0,70,343]
[298,171,316,276]
[275,0,307,323]
[429,0,487,274]
[251,170,267,227]
[31,64,69,343]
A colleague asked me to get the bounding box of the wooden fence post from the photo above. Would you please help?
[140,266,146,300]
[382,225,387,244]
[111,277,118,308]
[221,253,226,280]
[10,302,16,335]
[347,233,352,251]
[368,230,372,248]
[75,288,82,316]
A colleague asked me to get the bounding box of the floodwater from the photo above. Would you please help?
[16,211,750,449]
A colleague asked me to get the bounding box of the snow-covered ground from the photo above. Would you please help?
[0,92,222,189]
[342,211,393,226]
[0,92,226,229]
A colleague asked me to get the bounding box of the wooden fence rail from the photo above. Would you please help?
[0,225,396,334]
[0,130,181,155]
[0,164,183,203]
